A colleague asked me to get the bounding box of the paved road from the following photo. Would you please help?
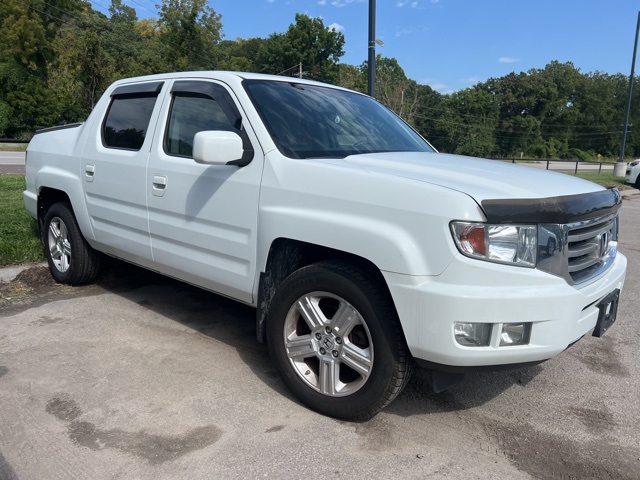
[1,198,638,479]
[0,151,25,164]
[0,151,26,174]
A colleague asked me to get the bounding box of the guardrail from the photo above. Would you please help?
[495,158,618,175]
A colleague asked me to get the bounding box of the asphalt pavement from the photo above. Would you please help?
[0,151,26,174]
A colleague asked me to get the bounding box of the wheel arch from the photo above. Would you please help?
[255,238,402,344]
[37,187,71,239]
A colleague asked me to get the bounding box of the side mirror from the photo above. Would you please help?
[193,130,244,165]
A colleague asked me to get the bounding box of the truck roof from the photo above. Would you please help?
[108,70,348,91]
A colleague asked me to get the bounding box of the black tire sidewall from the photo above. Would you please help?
[42,203,90,284]
[267,263,403,419]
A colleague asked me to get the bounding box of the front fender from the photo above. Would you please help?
[257,154,486,276]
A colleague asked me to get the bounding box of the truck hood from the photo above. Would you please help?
[323,152,603,203]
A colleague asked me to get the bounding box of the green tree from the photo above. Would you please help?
[255,14,345,83]
[337,63,366,93]
[219,37,266,72]
[435,87,499,157]
[51,14,117,113]
[364,56,420,124]
[412,84,444,148]
[0,0,83,136]
[157,0,223,71]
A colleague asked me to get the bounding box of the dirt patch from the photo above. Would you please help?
[45,395,223,465]
[0,266,66,299]
[570,337,630,378]
[488,422,638,479]
[0,266,78,314]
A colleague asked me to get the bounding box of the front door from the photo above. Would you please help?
[146,80,262,303]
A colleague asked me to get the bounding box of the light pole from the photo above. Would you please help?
[368,0,376,97]
[616,11,640,177]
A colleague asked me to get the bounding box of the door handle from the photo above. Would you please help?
[85,164,95,182]
[152,175,167,197]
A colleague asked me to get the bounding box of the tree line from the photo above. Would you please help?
[1,0,639,160]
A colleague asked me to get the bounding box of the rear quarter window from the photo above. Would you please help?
[102,93,159,150]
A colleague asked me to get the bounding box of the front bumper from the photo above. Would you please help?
[384,252,627,369]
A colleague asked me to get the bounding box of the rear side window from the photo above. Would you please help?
[102,93,159,150]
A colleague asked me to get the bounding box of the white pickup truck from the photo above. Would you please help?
[24,72,627,419]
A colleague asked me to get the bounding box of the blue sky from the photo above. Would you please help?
[91,0,640,94]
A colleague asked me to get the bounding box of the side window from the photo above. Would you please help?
[165,94,235,157]
[163,81,253,165]
[102,93,159,150]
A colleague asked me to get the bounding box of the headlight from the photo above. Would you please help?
[450,222,537,267]
[629,160,640,167]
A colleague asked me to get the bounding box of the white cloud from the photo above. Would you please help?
[318,0,327,4]
[331,0,362,7]
[328,22,345,33]
[421,79,453,94]
[397,0,418,7]
[499,57,519,63]
[463,76,480,84]
[395,27,414,36]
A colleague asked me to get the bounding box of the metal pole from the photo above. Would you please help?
[367,0,376,97]
[616,11,640,176]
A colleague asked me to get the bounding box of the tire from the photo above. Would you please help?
[266,261,412,420]
[635,175,640,190]
[42,202,101,285]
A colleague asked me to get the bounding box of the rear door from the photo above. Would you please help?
[147,79,262,303]
[81,81,165,265]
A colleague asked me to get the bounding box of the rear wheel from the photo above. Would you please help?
[42,202,100,285]
[267,261,412,420]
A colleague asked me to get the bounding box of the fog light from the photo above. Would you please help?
[500,323,531,346]
[454,322,492,347]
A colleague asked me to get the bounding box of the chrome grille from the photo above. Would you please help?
[537,213,618,286]
[566,215,618,284]
[567,217,617,283]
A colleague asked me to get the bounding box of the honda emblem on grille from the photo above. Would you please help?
[599,232,609,257]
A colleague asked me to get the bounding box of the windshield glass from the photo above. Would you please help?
[243,80,434,159]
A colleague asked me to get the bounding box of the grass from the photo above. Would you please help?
[572,171,634,190]
[0,143,28,152]
[0,174,44,267]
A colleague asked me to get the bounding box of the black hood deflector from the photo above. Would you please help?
[481,188,622,224]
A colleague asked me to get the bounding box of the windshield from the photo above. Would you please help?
[243,80,434,159]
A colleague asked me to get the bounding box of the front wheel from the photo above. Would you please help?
[267,261,412,420]
[42,202,100,285]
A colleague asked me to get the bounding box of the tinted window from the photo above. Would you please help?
[243,80,434,159]
[103,94,158,150]
[165,94,235,157]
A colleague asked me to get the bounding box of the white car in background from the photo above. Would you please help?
[626,159,640,188]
